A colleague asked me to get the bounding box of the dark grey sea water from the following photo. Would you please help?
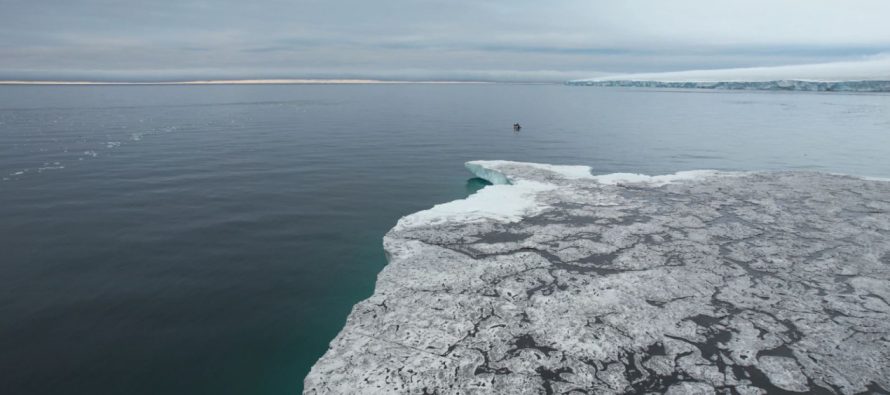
[1,84,889,394]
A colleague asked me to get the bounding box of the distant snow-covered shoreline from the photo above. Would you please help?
[569,56,890,91]
[567,79,890,92]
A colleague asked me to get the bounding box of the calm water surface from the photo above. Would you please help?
[1,84,889,394]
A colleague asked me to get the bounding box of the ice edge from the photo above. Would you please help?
[304,161,890,394]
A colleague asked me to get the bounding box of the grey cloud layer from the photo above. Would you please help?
[2,0,890,81]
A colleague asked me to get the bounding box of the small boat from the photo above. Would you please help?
[513,123,522,131]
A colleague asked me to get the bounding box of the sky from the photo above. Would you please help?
[2,0,890,82]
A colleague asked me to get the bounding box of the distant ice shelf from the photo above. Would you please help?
[566,79,890,92]
[568,56,890,92]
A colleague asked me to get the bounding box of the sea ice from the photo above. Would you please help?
[306,161,890,394]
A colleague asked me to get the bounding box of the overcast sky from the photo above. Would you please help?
[2,0,890,82]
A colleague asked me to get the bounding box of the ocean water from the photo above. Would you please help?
[1,84,889,394]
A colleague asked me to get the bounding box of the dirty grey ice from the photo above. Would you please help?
[305,161,890,394]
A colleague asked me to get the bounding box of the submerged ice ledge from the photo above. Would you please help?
[306,161,890,394]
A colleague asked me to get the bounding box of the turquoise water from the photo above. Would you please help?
[1,84,889,394]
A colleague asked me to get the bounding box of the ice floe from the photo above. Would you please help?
[306,161,890,394]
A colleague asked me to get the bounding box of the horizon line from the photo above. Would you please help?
[0,79,550,86]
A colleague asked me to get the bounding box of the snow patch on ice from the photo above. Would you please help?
[468,160,730,186]
[395,162,736,232]
[393,161,880,235]
[394,180,554,230]
[590,170,734,186]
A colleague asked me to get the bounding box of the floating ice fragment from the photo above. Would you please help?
[38,163,64,172]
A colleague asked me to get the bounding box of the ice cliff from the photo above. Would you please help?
[566,79,890,92]
[568,57,890,92]
[305,161,890,394]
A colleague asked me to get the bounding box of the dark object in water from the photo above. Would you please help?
[513,123,522,131]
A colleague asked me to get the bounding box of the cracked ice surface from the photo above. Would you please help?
[305,161,890,394]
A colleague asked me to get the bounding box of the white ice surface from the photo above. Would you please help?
[468,160,730,186]
[575,56,890,83]
[396,160,886,235]
[860,175,890,182]
[396,162,734,232]
[590,170,733,186]
[394,180,555,230]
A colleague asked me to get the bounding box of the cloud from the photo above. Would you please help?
[1,0,890,81]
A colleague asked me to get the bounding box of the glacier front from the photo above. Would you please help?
[568,56,890,92]
[305,161,890,394]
